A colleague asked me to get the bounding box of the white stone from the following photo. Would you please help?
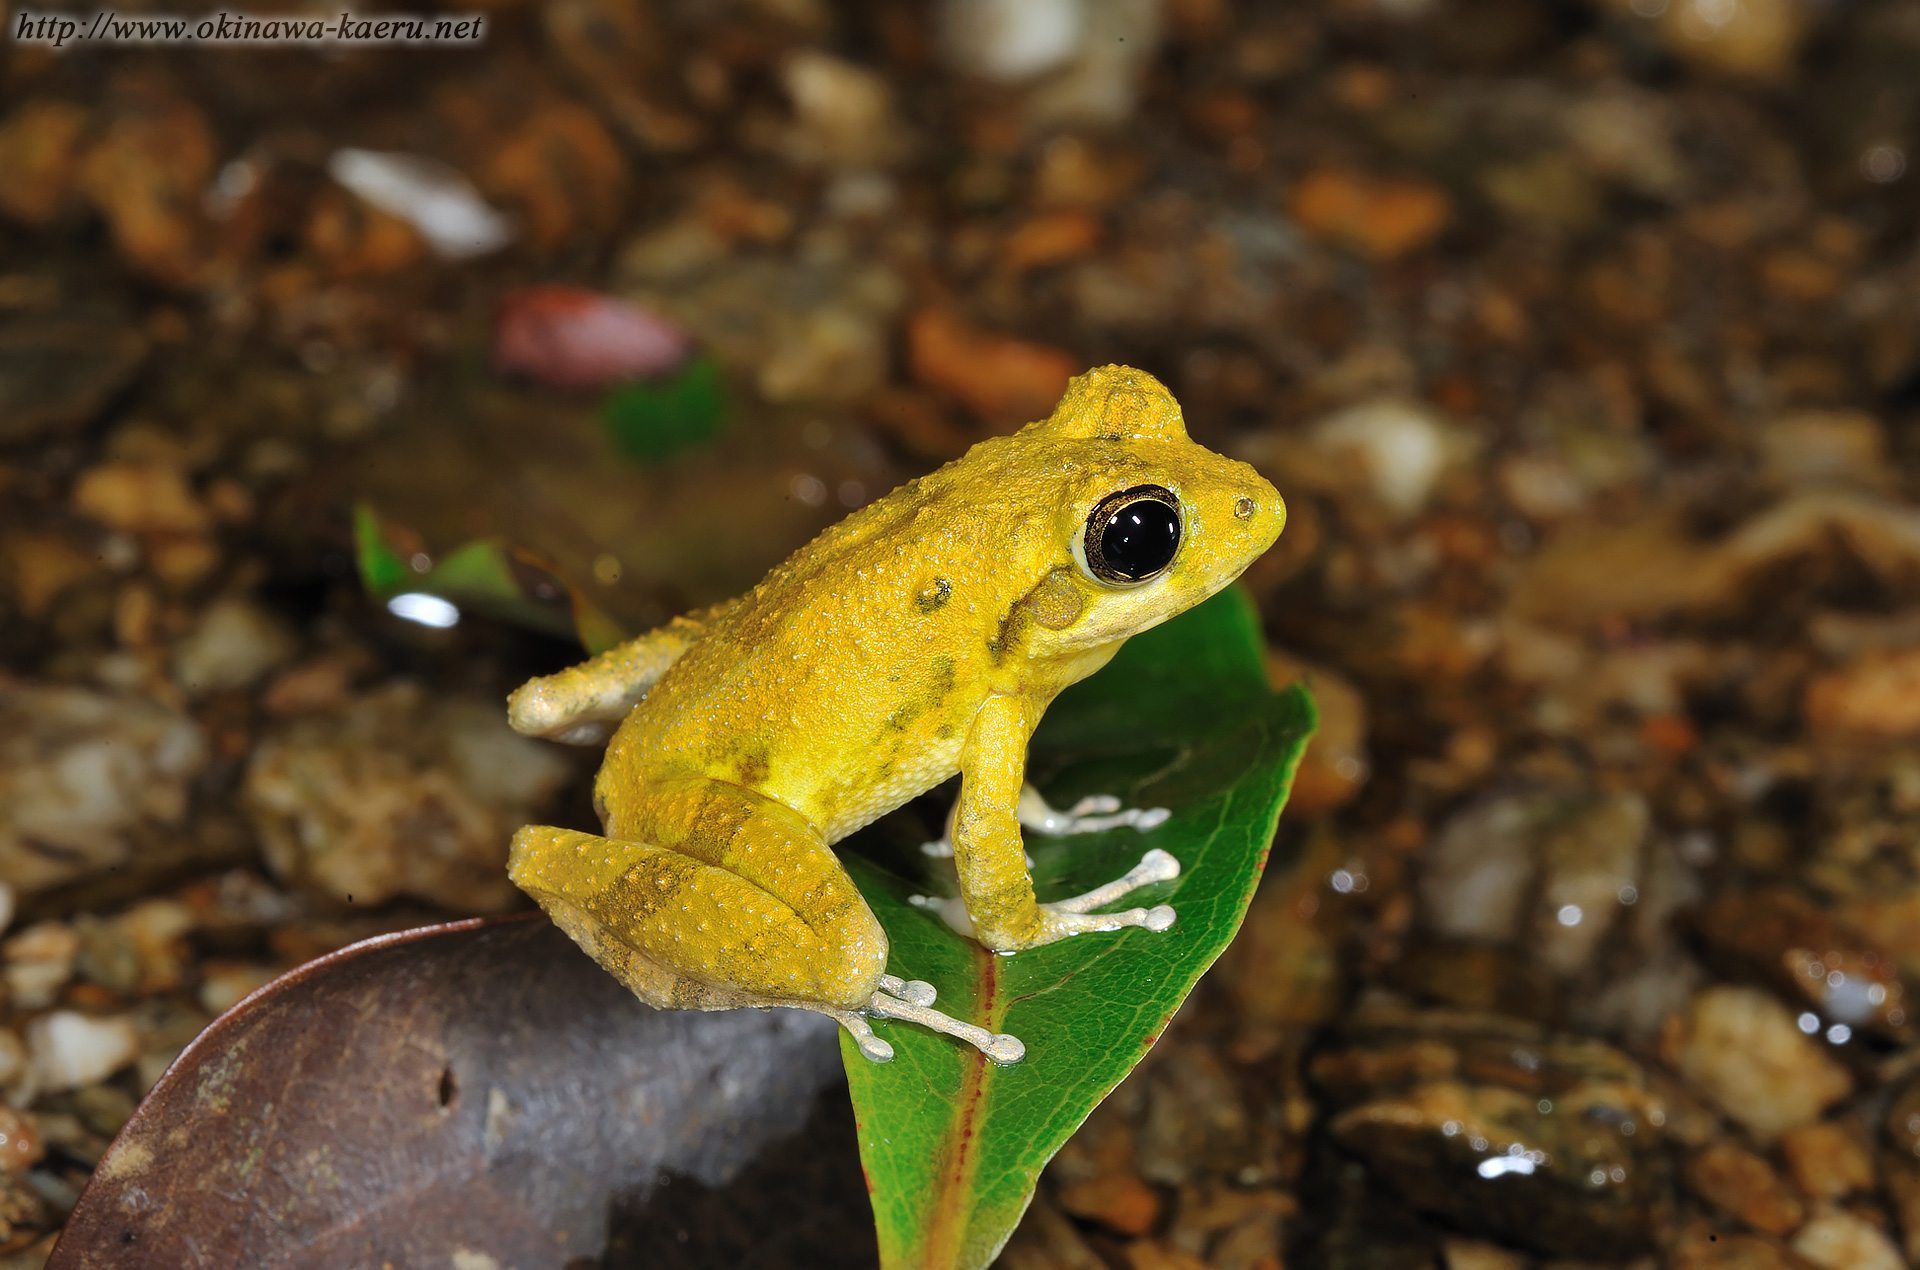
[0,685,207,894]
[2,922,78,1010]
[1421,793,1561,942]
[171,597,299,695]
[779,51,903,170]
[327,148,512,261]
[27,1011,141,1093]
[1310,398,1455,519]
[1791,1207,1905,1270]
[941,0,1084,81]
[1673,986,1852,1142]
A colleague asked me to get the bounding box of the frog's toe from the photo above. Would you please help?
[827,1008,895,1063]
[867,989,1025,1065]
[1017,785,1172,837]
[1047,848,1181,916]
[878,974,938,1007]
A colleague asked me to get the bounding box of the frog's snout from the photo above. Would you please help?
[1229,472,1287,557]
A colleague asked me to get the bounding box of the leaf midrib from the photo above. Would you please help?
[917,936,1003,1266]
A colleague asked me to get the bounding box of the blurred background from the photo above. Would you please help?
[3,0,1920,1265]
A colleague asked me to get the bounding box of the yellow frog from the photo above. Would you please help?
[506,366,1283,1063]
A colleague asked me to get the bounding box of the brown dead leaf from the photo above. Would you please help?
[51,915,850,1269]
[907,307,1079,427]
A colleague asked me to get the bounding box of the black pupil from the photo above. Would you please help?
[1100,499,1180,580]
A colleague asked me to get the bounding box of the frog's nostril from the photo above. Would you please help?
[1234,496,1256,519]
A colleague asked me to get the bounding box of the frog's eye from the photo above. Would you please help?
[1082,485,1181,584]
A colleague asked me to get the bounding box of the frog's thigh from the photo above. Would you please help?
[510,805,885,1013]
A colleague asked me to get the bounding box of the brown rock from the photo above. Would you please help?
[1669,1224,1819,1270]
[1806,649,1920,738]
[1032,136,1143,211]
[0,316,149,444]
[0,1170,50,1243]
[1687,889,1911,1042]
[1264,650,1368,814]
[1886,1155,1920,1265]
[1655,0,1805,82]
[1779,1123,1874,1202]
[1440,1241,1526,1270]
[1685,1141,1805,1234]
[243,681,572,911]
[1664,986,1852,1143]
[72,463,211,536]
[1055,1171,1161,1236]
[485,101,628,253]
[0,1106,44,1174]
[908,308,1079,427]
[542,0,702,153]
[78,97,215,288]
[777,50,907,170]
[0,685,208,896]
[303,186,426,278]
[147,535,222,590]
[0,99,89,226]
[262,656,359,716]
[1002,211,1101,274]
[1290,168,1450,261]
[998,1194,1107,1270]
[2,532,100,620]
[1219,828,1349,1044]
[1124,1240,1210,1270]
[1314,1010,1670,1259]
[1759,412,1887,490]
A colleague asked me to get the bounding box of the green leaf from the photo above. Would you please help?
[353,507,634,652]
[352,502,411,599]
[842,587,1315,1270]
[600,355,727,463]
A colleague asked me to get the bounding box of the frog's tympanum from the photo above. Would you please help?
[507,366,1284,1063]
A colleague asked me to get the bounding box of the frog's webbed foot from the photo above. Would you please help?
[941,848,1181,946]
[920,784,1171,859]
[1015,787,1172,837]
[824,975,1026,1065]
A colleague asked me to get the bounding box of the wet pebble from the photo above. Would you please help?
[0,317,148,446]
[196,961,280,1016]
[25,1013,140,1095]
[244,682,572,910]
[0,1107,43,1174]
[1686,888,1910,1041]
[1778,1122,1873,1203]
[1312,1008,1670,1258]
[1664,986,1852,1143]
[1789,1207,1904,1270]
[1,926,78,1012]
[1684,1141,1804,1235]
[170,597,300,696]
[73,899,196,997]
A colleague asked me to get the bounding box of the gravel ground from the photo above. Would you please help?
[4,0,1920,1266]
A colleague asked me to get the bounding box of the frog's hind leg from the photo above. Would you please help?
[510,779,1027,1063]
[509,812,885,1014]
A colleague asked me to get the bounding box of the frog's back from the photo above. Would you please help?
[604,437,1058,840]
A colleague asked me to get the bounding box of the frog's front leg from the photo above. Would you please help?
[948,693,1179,951]
[508,599,736,745]
[919,784,1170,860]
